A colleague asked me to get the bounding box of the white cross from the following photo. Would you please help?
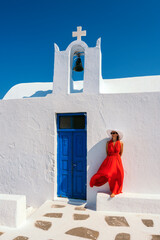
[72,26,86,41]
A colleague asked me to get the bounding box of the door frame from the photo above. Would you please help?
[57,112,87,131]
[57,112,87,200]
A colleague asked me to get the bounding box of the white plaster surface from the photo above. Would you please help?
[0,38,160,212]
[0,194,26,227]
[3,38,160,100]
[97,192,160,214]
[4,74,160,100]
[101,75,160,93]
[3,82,53,100]
[0,92,160,209]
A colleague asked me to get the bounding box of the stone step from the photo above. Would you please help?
[97,192,160,214]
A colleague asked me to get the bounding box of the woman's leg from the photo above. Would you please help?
[109,178,119,197]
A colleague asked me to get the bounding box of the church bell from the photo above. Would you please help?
[73,55,84,72]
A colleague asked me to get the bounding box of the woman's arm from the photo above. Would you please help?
[120,141,123,156]
[106,141,109,155]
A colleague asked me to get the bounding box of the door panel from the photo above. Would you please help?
[58,132,72,197]
[72,132,86,199]
[57,125,86,200]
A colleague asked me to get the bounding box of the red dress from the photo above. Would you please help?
[90,140,124,195]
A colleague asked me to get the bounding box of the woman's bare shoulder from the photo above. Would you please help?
[120,141,123,145]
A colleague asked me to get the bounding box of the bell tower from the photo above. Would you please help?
[53,26,102,95]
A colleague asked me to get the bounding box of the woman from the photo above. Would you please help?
[90,129,124,198]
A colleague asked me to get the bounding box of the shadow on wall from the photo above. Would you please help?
[87,137,111,208]
[23,90,52,98]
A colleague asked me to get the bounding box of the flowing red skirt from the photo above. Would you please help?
[90,141,124,195]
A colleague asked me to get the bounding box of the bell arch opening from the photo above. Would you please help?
[70,45,85,93]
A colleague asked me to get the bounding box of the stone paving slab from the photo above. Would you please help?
[65,227,99,239]
[43,213,63,218]
[142,219,154,227]
[73,214,90,220]
[105,216,129,227]
[115,233,130,240]
[0,200,160,240]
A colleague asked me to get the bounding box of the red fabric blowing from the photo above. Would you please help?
[90,140,124,195]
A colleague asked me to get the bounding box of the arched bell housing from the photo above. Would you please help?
[73,52,84,72]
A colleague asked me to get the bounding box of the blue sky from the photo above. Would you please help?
[1,0,160,99]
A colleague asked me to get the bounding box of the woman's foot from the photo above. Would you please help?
[110,193,115,198]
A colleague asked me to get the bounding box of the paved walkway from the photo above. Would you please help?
[0,200,160,240]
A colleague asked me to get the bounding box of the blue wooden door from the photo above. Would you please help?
[72,131,86,199]
[58,130,86,200]
[58,132,73,198]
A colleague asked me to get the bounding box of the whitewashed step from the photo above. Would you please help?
[97,192,160,214]
[0,194,26,227]
[26,206,37,218]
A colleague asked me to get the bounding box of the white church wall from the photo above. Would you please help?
[3,74,160,100]
[0,91,160,208]
[86,92,160,207]
[1,28,160,209]
[3,82,53,100]
[83,39,102,94]
[3,37,160,100]
[0,97,55,207]
[53,44,70,95]
[53,40,89,95]
[101,75,160,94]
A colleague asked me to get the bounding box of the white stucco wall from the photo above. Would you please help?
[0,97,55,207]
[3,75,160,100]
[3,82,53,100]
[0,91,160,208]
[101,75,160,93]
[1,38,160,209]
[3,39,160,100]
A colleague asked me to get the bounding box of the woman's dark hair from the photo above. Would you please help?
[111,131,120,141]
